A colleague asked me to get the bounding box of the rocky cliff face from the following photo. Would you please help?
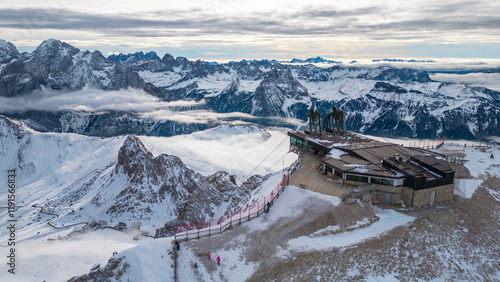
[0,39,41,97]
[108,51,161,63]
[1,39,175,100]
[90,135,263,235]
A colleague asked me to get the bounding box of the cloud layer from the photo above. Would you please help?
[0,88,305,126]
[0,88,202,113]
[1,0,499,59]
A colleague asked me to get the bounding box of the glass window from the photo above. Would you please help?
[346,174,368,183]
[334,169,343,178]
[291,137,303,148]
[371,177,395,186]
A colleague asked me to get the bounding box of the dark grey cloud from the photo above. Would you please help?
[0,3,498,42]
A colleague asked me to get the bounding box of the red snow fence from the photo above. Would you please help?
[174,173,290,241]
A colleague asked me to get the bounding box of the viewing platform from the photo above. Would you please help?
[289,152,357,197]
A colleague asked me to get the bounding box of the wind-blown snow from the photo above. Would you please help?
[454,179,482,199]
[287,207,415,252]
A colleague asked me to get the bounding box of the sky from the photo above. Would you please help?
[0,0,499,61]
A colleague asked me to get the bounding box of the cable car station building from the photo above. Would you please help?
[288,107,455,208]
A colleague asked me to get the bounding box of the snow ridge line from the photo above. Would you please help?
[174,173,290,241]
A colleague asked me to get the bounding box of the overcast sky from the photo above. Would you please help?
[0,0,499,60]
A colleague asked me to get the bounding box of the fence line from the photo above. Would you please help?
[407,137,445,150]
[446,141,495,148]
[174,173,290,241]
[447,156,465,166]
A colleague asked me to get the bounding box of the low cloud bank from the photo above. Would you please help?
[0,88,202,113]
[0,88,304,126]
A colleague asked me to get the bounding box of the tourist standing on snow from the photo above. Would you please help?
[217,256,221,266]
[208,251,211,260]
[175,240,180,250]
[194,262,198,273]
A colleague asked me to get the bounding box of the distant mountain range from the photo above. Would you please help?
[1,38,499,139]
[108,51,161,63]
[289,57,342,64]
[372,59,436,63]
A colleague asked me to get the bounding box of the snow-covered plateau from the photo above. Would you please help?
[0,115,499,281]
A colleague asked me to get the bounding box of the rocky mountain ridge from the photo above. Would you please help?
[0,115,264,237]
[1,39,499,139]
[0,39,175,100]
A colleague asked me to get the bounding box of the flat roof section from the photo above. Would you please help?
[411,154,454,173]
[288,131,372,151]
[338,142,417,164]
[323,157,400,178]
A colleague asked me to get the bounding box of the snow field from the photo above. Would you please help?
[287,207,415,252]
[0,122,301,280]
[454,179,482,199]
[116,237,175,281]
[246,186,341,232]
[2,117,498,280]
[0,229,146,281]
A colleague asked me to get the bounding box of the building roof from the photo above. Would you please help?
[289,130,454,189]
[339,141,415,164]
[288,130,372,151]
[323,157,398,178]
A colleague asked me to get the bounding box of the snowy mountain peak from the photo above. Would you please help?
[0,39,20,63]
[37,38,80,57]
[371,67,432,83]
[117,135,155,178]
[290,56,342,64]
[117,135,193,181]
[108,51,161,63]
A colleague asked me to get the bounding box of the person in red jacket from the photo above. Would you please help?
[208,251,211,260]
[216,256,221,266]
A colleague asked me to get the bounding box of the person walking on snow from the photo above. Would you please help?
[194,262,198,273]
[208,251,211,260]
[217,256,221,266]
